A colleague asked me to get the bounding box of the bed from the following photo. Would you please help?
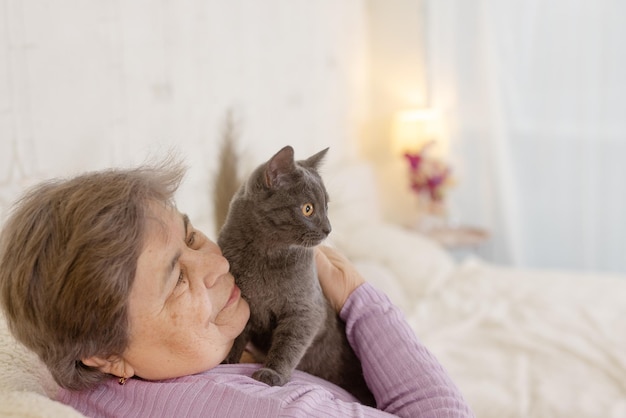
[1,160,625,417]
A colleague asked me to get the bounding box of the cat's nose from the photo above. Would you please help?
[322,222,332,236]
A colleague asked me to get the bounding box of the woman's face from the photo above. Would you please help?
[120,203,249,380]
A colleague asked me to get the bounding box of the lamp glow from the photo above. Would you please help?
[391,108,443,156]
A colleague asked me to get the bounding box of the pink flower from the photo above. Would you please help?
[402,144,454,202]
[404,153,423,171]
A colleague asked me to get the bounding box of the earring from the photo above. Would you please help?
[118,376,127,385]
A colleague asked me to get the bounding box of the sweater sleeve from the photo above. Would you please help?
[340,283,475,418]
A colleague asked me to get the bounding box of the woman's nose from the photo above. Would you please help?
[183,238,228,287]
[193,250,229,288]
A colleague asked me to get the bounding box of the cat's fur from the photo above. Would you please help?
[215,141,375,406]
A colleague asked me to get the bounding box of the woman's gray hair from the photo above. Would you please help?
[0,160,185,390]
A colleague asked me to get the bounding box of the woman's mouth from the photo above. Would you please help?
[224,285,240,309]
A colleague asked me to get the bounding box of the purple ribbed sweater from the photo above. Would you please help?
[58,283,474,417]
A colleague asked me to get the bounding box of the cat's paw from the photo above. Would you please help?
[252,367,289,386]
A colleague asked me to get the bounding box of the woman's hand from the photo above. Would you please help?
[315,246,365,313]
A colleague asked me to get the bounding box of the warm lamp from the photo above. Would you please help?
[392,107,454,219]
[391,108,443,156]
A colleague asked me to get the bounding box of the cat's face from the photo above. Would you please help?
[248,146,332,248]
[262,171,331,247]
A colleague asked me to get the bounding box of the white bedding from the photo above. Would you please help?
[351,254,626,418]
[1,161,625,417]
[416,260,626,418]
[328,161,626,418]
[356,252,626,418]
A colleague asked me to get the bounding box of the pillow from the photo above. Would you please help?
[0,391,85,418]
[0,313,86,417]
[0,314,57,395]
[331,222,456,300]
[352,260,411,313]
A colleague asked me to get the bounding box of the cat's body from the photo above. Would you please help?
[216,144,374,406]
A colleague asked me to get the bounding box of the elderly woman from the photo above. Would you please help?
[0,162,474,418]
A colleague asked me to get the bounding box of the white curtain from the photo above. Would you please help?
[426,0,626,273]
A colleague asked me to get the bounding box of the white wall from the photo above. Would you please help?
[0,0,371,235]
[363,0,429,226]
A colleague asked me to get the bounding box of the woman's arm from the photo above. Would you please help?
[316,246,474,417]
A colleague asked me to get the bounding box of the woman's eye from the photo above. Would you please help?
[301,203,314,217]
[187,231,196,247]
[176,269,186,286]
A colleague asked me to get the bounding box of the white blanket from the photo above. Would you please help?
[337,225,626,418]
[0,311,85,417]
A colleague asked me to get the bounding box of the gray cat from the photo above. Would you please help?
[216,143,375,406]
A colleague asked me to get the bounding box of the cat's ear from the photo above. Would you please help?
[302,147,329,170]
[265,145,296,188]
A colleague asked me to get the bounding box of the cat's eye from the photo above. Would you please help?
[301,203,314,217]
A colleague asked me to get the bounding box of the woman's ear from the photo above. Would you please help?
[82,355,131,378]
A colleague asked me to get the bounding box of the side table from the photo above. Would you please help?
[421,224,490,262]
[425,225,490,249]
